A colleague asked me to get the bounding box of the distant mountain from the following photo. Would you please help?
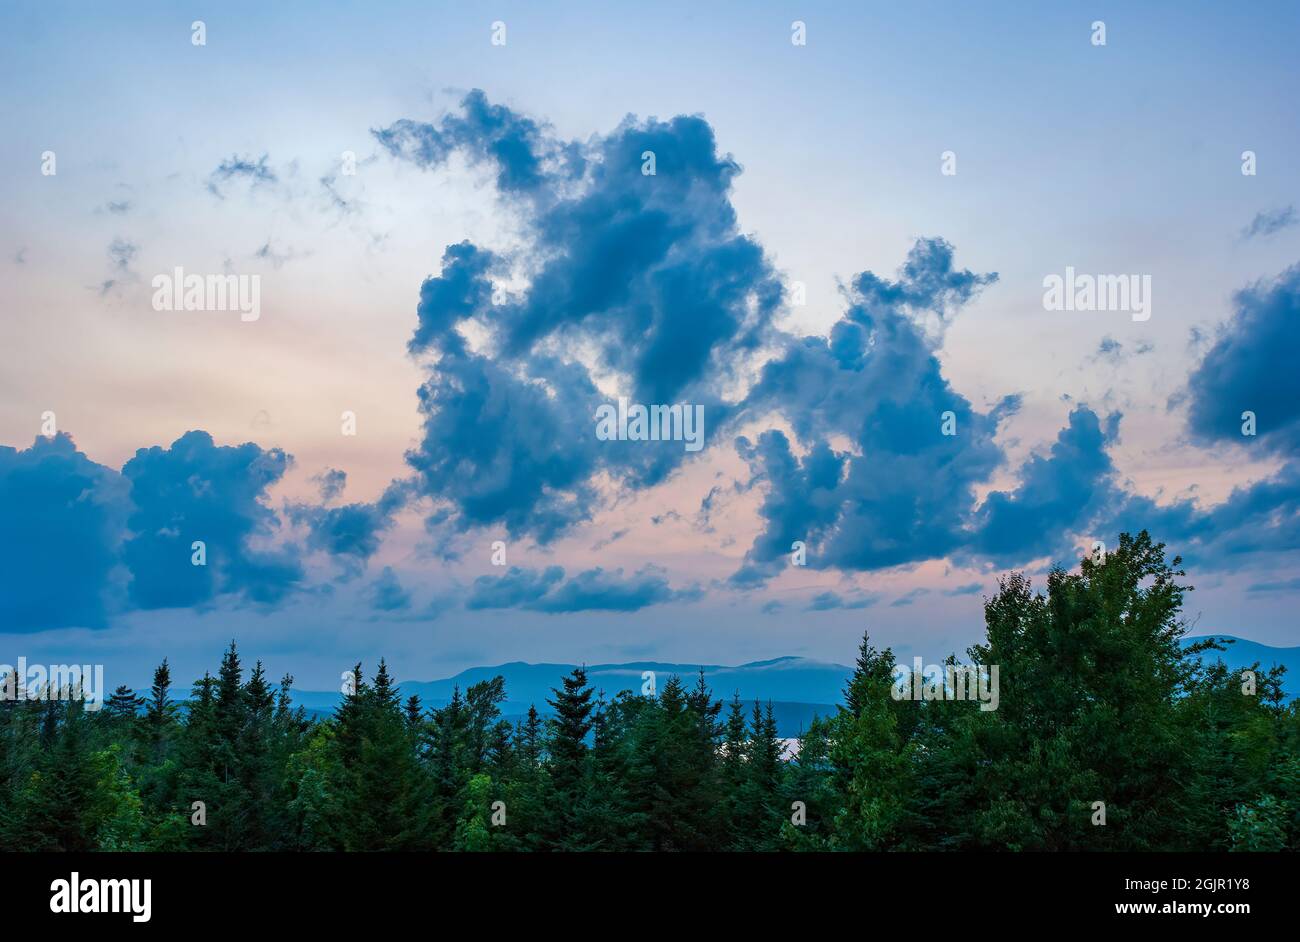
[1184,635,1300,699]
[293,656,852,737]
[290,638,1300,736]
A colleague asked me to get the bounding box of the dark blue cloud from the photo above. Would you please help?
[289,479,409,568]
[969,405,1120,564]
[852,237,997,327]
[121,430,302,608]
[730,240,1012,585]
[531,565,701,613]
[0,429,401,627]
[406,351,606,542]
[373,89,581,195]
[368,566,411,611]
[466,564,698,613]
[491,113,783,403]
[1185,265,1300,453]
[805,591,877,612]
[380,92,783,543]
[0,435,126,631]
[466,565,565,610]
[944,582,983,597]
[1100,459,1300,572]
[409,241,496,355]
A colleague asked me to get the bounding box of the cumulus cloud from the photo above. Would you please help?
[0,435,127,631]
[375,92,1300,591]
[1184,264,1300,454]
[0,430,322,629]
[381,92,784,543]
[729,240,1013,585]
[289,479,410,570]
[10,91,1300,634]
[969,406,1121,565]
[121,431,303,608]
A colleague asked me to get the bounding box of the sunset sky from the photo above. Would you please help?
[3,0,1299,690]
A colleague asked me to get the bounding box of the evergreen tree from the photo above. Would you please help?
[545,667,595,848]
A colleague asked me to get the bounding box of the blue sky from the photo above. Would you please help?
[2,1,1299,690]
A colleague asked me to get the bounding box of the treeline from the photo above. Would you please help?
[1,532,1297,851]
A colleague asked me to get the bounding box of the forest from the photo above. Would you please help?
[2,532,1296,852]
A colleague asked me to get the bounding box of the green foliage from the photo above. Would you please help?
[0,531,1295,851]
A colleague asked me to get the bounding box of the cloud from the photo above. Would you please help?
[1097,335,1124,360]
[969,405,1120,565]
[0,430,401,628]
[121,431,302,608]
[99,237,139,295]
[319,172,359,216]
[368,566,412,611]
[466,565,565,610]
[1093,335,1150,362]
[254,239,305,269]
[1081,266,1300,572]
[1184,264,1300,454]
[289,479,409,569]
[590,528,629,552]
[1247,577,1300,593]
[890,588,930,608]
[944,582,983,597]
[12,93,1300,636]
[805,591,878,612]
[373,89,582,196]
[381,91,784,543]
[1241,205,1296,240]
[729,239,1011,585]
[466,564,698,613]
[530,565,699,613]
[408,241,496,355]
[207,153,278,198]
[0,435,127,631]
[312,469,347,503]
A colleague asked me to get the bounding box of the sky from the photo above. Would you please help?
[2,0,1299,692]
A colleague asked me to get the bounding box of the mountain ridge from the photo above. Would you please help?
[281,635,1299,735]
